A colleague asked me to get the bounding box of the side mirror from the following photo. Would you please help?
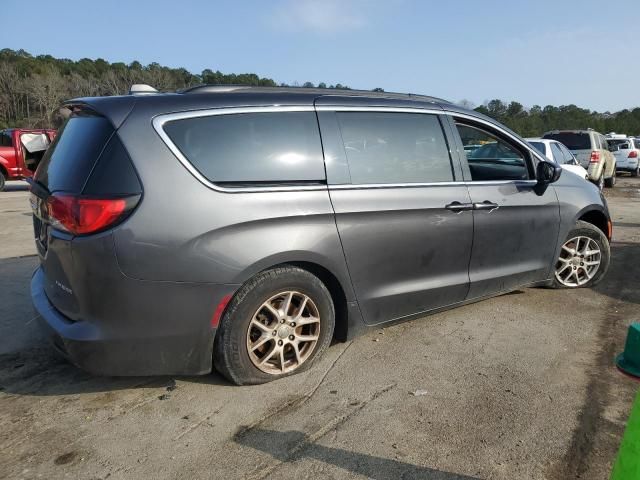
[536,160,562,185]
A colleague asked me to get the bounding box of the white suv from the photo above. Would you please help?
[606,134,640,177]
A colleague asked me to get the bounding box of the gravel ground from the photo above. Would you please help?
[0,177,638,480]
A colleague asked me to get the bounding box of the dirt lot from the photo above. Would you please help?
[1,178,639,480]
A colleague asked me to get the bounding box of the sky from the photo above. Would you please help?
[1,0,638,112]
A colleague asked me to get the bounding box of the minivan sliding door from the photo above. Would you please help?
[317,108,473,325]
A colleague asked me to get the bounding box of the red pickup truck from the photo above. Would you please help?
[0,128,56,191]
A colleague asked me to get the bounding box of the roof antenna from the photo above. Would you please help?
[129,84,159,95]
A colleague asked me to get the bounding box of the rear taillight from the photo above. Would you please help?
[46,194,139,235]
[629,151,638,158]
[590,151,601,163]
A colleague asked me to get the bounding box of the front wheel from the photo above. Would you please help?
[551,221,610,289]
[0,171,5,191]
[213,266,335,385]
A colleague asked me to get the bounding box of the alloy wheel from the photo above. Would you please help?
[246,291,321,374]
[555,236,602,287]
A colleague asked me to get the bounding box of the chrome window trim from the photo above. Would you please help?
[152,105,325,193]
[315,105,444,116]
[152,104,546,193]
[328,180,537,191]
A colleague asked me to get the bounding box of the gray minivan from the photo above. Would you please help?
[30,86,612,385]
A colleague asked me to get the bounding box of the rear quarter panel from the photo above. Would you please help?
[112,106,356,302]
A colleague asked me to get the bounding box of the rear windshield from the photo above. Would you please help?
[528,141,546,156]
[542,132,591,151]
[607,138,631,149]
[162,111,325,185]
[35,115,114,193]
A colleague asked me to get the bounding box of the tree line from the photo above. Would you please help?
[1,49,639,137]
[0,49,352,129]
[469,99,640,138]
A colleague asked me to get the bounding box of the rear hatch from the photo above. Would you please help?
[608,138,636,168]
[543,132,593,168]
[30,109,141,320]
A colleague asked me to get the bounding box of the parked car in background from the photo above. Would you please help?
[526,138,589,180]
[605,134,640,177]
[542,129,616,190]
[0,128,56,190]
[30,86,611,385]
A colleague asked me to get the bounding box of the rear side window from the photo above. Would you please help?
[335,112,454,184]
[162,112,325,185]
[542,132,591,151]
[550,143,565,164]
[528,142,547,156]
[0,131,12,147]
[36,115,114,193]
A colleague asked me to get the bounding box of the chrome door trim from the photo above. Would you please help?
[152,105,326,193]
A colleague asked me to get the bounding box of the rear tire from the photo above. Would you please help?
[595,173,604,191]
[0,171,5,191]
[631,167,639,178]
[604,168,616,188]
[551,220,610,289]
[213,266,335,385]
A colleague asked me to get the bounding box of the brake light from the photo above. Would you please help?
[46,194,139,235]
[629,151,638,158]
[590,151,601,163]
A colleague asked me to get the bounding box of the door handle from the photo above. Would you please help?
[473,201,499,212]
[445,201,474,212]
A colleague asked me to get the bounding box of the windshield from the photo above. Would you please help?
[542,132,591,151]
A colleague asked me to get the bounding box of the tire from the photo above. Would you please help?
[594,173,604,191]
[213,266,335,385]
[631,167,639,178]
[604,168,616,188]
[551,220,610,289]
[0,171,5,192]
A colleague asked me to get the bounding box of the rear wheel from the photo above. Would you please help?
[604,168,616,188]
[631,167,639,178]
[213,266,335,385]
[551,221,610,289]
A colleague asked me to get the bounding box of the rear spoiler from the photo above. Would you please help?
[63,95,137,129]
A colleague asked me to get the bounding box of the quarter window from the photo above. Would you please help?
[550,143,565,164]
[0,132,12,147]
[455,123,529,181]
[336,112,454,184]
[163,112,325,185]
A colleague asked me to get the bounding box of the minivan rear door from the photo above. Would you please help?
[316,105,473,325]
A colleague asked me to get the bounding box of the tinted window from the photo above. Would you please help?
[550,143,565,164]
[0,131,12,147]
[35,115,114,193]
[542,132,592,151]
[163,112,325,185]
[529,141,547,157]
[456,123,529,181]
[336,112,453,184]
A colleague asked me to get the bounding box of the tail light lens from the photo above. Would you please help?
[628,151,638,158]
[46,194,140,235]
[590,151,601,163]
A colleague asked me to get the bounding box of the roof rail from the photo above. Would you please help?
[180,84,252,94]
[129,84,159,95]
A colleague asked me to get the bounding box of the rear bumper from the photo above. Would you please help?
[31,267,236,376]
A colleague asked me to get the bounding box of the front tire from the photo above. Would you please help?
[0,171,5,191]
[213,266,335,385]
[551,221,610,289]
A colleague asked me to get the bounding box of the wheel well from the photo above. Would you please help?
[0,164,7,178]
[285,261,349,342]
[579,210,609,239]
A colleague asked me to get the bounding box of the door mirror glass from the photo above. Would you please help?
[536,160,561,184]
